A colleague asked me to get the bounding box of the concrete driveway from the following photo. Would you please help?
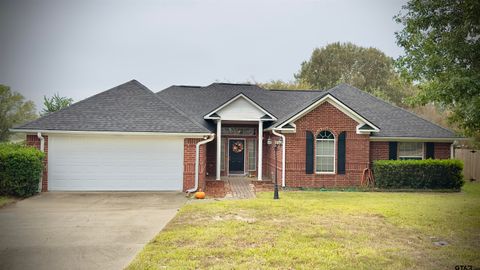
[0,192,186,270]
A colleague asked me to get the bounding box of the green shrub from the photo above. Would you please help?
[0,143,44,197]
[373,159,464,190]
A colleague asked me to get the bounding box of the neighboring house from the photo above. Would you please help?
[11,80,460,192]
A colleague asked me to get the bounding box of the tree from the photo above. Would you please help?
[42,93,73,115]
[295,42,416,106]
[258,80,313,90]
[395,0,480,140]
[0,85,37,141]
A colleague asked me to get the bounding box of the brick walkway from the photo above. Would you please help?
[225,177,256,199]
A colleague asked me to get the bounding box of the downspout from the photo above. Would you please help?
[272,129,286,187]
[37,132,45,192]
[37,132,45,152]
[186,134,215,193]
[451,142,455,159]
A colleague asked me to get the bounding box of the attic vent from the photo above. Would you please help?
[359,124,375,130]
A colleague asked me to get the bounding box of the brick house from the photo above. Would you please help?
[12,80,460,192]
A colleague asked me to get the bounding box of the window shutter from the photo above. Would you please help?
[337,132,346,174]
[425,142,435,159]
[388,142,397,160]
[305,131,314,174]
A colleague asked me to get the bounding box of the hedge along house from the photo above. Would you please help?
[11,80,461,192]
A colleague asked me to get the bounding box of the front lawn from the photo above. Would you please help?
[128,183,480,269]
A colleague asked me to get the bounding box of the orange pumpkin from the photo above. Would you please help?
[194,190,206,199]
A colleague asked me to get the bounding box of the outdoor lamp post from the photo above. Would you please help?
[267,137,282,200]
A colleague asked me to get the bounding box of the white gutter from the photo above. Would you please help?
[37,132,45,192]
[187,134,215,193]
[272,129,286,187]
[370,136,465,142]
[10,129,210,138]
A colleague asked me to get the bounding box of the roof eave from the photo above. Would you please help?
[9,128,212,138]
[370,136,465,142]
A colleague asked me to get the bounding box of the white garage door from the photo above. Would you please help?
[48,135,184,191]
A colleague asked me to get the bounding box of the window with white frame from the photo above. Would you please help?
[398,142,424,160]
[221,127,256,136]
[316,131,335,173]
[220,138,226,171]
[247,139,256,171]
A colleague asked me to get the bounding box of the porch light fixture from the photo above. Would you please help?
[273,137,283,200]
[267,137,272,145]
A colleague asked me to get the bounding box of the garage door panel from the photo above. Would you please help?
[48,135,184,191]
[49,179,181,191]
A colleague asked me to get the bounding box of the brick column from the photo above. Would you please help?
[183,138,207,192]
[26,134,49,192]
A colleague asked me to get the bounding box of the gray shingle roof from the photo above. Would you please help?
[14,80,210,133]
[328,84,457,138]
[15,80,458,139]
[157,83,458,139]
[157,83,324,131]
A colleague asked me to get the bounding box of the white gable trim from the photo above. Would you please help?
[273,123,296,133]
[204,93,277,121]
[356,123,378,134]
[274,94,380,132]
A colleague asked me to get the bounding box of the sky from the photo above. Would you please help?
[0,0,407,111]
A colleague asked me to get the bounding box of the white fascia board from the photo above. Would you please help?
[275,129,296,134]
[356,130,374,135]
[203,93,277,121]
[370,136,464,142]
[266,123,296,133]
[277,94,380,132]
[10,129,212,138]
[205,116,221,120]
[216,118,270,122]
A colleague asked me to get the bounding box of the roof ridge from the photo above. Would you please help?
[134,82,211,133]
[15,79,141,129]
[271,91,329,128]
[268,89,325,92]
[155,94,210,133]
[173,85,202,88]
[330,84,457,135]
[209,82,257,87]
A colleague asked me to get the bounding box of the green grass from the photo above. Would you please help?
[0,196,14,207]
[128,183,480,270]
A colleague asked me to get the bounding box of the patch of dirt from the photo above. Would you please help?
[212,214,256,223]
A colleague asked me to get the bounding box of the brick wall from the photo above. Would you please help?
[282,102,370,188]
[370,141,452,162]
[370,141,389,162]
[263,132,280,182]
[434,142,451,159]
[26,134,48,192]
[206,140,216,176]
[183,138,207,192]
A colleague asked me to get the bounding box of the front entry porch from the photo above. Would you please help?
[204,176,274,199]
[206,125,265,179]
[201,92,283,192]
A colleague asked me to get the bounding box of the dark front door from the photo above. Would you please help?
[229,140,245,174]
